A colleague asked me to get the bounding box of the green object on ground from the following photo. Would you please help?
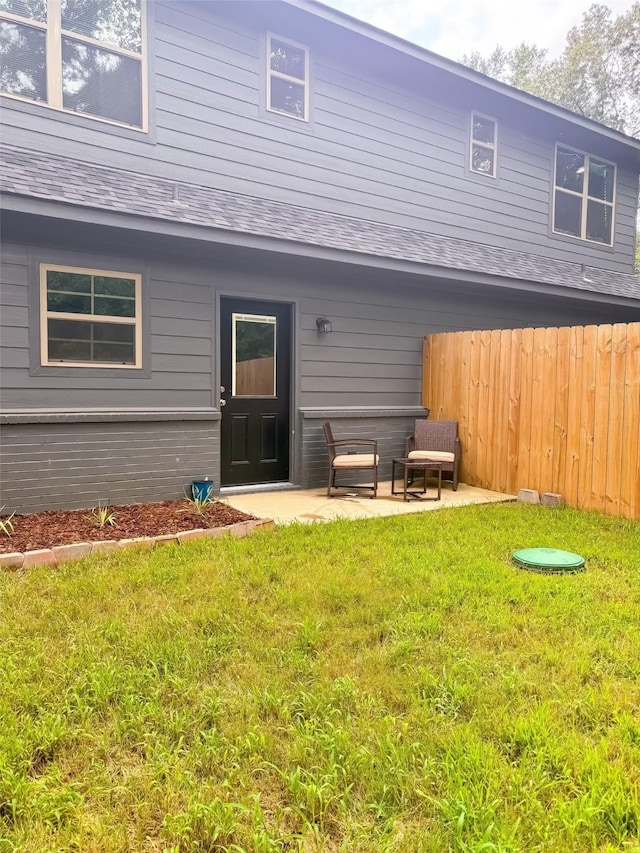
[513,547,585,573]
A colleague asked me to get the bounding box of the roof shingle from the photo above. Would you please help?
[1,144,638,301]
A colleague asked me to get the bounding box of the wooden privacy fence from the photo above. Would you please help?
[422,322,640,519]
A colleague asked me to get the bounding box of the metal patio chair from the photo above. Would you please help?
[322,421,379,498]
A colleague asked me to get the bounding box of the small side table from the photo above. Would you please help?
[391,458,443,502]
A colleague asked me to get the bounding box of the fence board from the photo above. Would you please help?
[494,328,511,493]
[565,325,584,508]
[539,326,558,495]
[477,331,492,489]
[578,326,597,511]
[553,326,570,495]
[466,331,482,489]
[529,326,546,496]
[506,327,522,496]
[590,325,613,512]
[433,334,446,420]
[620,325,640,519]
[422,335,431,410]
[422,322,640,519]
[517,327,535,493]
[458,330,471,485]
[605,324,627,517]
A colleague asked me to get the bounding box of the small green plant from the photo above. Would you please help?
[0,507,16,537]
[180,493,214,516]
[88,503,117,529]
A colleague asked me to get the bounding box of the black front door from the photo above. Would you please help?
[220,298,291,486]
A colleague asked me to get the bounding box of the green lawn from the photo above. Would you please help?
[1,504,639,853]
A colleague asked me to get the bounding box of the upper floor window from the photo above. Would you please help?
[267,32,308,121]
[470,113,497,177]
[40,264,142,368]
[553,145,615,246]
[0,0,146,129]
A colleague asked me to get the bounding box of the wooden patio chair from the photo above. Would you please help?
[322,421,379,498]
[405,419,461,490]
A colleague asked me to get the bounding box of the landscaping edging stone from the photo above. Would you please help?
[0,518,276,571]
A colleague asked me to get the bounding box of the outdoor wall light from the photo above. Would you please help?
[316,316,333,334]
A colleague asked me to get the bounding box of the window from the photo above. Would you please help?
[0,0,146,129]
[470,113,497,177]
[40,265,142,368]
[232,313,276,397]
[266,32,308,121]
[553,145,615,245]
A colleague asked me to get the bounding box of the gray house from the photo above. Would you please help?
[1,0,639,512]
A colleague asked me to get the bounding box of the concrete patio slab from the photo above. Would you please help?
[224,481,516,525]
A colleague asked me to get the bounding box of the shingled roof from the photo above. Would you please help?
[2,144,638,301]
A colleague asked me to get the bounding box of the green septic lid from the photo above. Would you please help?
[513,547,585,573]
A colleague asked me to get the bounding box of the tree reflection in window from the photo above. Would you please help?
[553,145,615,245]
[267,34,308,121]
[0,0,144,127]
[470,114,497,177]
[0,18,46,100]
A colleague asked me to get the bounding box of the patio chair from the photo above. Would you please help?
[322,421,379,498]
[405,419,461,490]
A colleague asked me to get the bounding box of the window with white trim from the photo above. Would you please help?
[470,113,497,177]
[40,265,142,368]
[267,32,308,121]
[0,0,146,129]
[553,145,615,245]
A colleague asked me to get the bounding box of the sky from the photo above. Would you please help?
[326,0,636,64]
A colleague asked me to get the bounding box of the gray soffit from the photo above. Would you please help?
[1,144,638,302]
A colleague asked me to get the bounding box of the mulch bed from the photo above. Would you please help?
[0,500,256,554]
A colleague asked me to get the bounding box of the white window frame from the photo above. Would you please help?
[266,31,309,122]
[470,112,498,178]
[0,0,148,131]
[552,143,616,247]
[40,264,142,369]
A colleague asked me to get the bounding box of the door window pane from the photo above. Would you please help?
[554,191,582,237]
[0,19,46,100]
[62,35,142,126]
[233,314,276,397]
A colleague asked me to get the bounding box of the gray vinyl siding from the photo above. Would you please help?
[3,234,636,414]
[1,241,216,410]
[0,421,218,511]
[3,228,640,511]
[1,1,637,273]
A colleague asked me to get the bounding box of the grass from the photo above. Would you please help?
[0,502,639,852]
